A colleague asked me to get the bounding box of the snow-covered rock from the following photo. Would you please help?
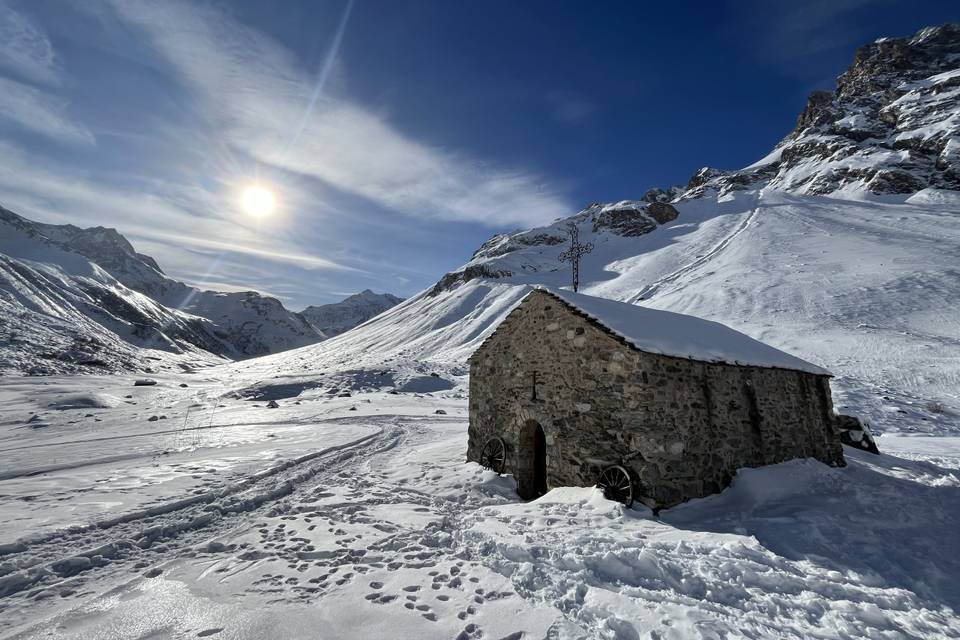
[430,200,678,296]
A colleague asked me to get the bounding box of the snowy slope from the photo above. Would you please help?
[0,209,227,375]
[301,289,404,339]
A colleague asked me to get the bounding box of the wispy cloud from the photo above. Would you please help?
[133,229,364,273]
[0,140,359,274]
[105,0,571,228]
[0,76,95,145]
[0,2,60,85]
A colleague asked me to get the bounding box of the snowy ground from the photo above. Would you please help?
[1,369,958,639]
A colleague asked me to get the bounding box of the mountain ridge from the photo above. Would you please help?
[429,23,959,296]
[0,206,401,373]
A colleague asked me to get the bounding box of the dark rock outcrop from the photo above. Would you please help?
[591,207,657,237]
[428,264,514,297]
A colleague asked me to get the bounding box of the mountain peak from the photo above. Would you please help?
[665,22,960,202]
[838,23,960,101]
[301,290,404,339]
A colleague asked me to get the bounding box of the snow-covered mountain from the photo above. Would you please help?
[301,289,404,339]
[684,23,960,199]
[0,207,329,373]
[3,24,960,640]
[19,211,324,356]
[0,205,408,374]
[233,23,960,436]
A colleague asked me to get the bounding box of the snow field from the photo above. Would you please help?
[1,369,958,639]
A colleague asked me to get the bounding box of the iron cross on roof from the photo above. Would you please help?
[558,222,593,292]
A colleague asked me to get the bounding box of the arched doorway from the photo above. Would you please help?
[517,419,548,499]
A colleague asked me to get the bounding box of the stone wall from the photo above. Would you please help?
[467,289,844,507]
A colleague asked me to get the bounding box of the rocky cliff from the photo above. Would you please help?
[683,23,960,199]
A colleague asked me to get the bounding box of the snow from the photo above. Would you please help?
[905,187,960,205]
[0,368,958,639]
[741,145,784,170]
[537,286,830,375]
[45,393,121,410]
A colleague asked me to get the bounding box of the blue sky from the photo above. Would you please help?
[0,0,955,309]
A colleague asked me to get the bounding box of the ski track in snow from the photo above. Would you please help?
[630,192,764,303]
[0,371,958,639]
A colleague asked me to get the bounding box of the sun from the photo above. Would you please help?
[241,185,275,217]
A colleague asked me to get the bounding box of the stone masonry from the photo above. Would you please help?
[466,289,845,508]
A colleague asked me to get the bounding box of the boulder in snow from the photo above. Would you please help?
[837,414,880,454]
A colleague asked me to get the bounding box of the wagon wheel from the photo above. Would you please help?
[597,465,634,507]
[479,437,506,474]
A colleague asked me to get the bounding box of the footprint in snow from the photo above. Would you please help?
[196,629,223,638]
[457,606,477,620]
[455,623,482,640]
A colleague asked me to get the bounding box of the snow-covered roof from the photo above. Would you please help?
[528,287,831,375]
